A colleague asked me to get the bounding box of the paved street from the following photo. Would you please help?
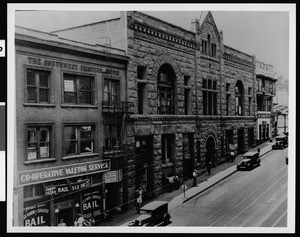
[98,140,283,227]
[169,148,288,227]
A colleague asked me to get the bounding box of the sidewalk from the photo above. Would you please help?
[99,140,275,226]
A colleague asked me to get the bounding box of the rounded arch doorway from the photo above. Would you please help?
[205,136,216,165]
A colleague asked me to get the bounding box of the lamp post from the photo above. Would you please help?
[54,208,59,226]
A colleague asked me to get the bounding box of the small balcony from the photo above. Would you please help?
[102,101,134,114]
[256,87,276,96]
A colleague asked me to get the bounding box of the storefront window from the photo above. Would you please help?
[26,69,50,103]
[63,73,93,104]
[64,125,94,156]
[27,126,50,160]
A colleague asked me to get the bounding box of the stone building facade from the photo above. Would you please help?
[49,11,258,210]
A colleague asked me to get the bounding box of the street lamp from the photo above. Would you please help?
[54,208,59,226]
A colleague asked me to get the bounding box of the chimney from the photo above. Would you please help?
[191,18,199,34]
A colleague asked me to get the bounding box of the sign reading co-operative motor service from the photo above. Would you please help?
[18,160,110,186]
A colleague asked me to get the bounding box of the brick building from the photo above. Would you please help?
[14,26,130,226]
[19,11,261,216]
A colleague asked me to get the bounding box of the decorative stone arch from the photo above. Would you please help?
[152,53,182,77]
[201,130,218,165]
[152,53,181,115]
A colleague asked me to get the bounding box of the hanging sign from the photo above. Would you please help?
[105,170,123,183]
[44,179,90,197]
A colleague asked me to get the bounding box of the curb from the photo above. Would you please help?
[182,168,238,203]
[181,144,274,204]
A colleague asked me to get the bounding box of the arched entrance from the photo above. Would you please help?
[206,136,216,165]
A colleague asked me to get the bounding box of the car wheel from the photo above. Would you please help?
[164,213,171,223]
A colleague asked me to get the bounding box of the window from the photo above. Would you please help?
[138,83,146,114]
[202,39,208,55]
[235,81,244,115]
[184,76,191,115]
[63,73,93,104]
[104,124,121,151]
[211,43,217,58]
[157,64,176,115]
[248,87,253,115]
[103,79,120,106]
[137,66,147,80]
[226,129,234,152]
[183,134,193,160]
[64,125,94,156]
[23,184,44,199]
[27,126,50,161]
[203,79,218,115]
[162,134,174,165]
[26,69,50,103]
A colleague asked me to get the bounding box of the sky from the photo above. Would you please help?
[13,4,293,81]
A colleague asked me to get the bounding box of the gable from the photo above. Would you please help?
[199,11,220,43]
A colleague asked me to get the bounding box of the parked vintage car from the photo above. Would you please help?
[237,151,261,171]
[127,201,171,226]
[272,134,288,150]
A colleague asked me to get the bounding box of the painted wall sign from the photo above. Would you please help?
[44,179,90,197]
[24,203,50,226]
[82,188,102,220]
[18,160,110,186]
[27,56,120,76]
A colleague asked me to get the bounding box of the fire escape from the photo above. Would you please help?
[101,37,134,173]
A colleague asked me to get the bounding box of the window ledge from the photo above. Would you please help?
[24,158,57,164]
[23,103,56,107]
[61,104,98,109]
[62,153,100,160]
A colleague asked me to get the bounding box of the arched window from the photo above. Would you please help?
[235,81,244,115]
[157,64,176,114]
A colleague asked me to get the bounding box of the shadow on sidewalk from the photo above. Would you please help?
[97,140,274,226]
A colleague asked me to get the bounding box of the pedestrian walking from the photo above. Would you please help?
[77,214,89,226]
[230,151,235,162]
[174,175,180,190]
[74,218,79,227]
[136,196,142,214]
[58,218,66,227]
[193,169,197,187]
[206,162,212,175]
[167,176,174,192]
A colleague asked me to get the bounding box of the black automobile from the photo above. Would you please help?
[237,151,261,171]
[272,135,288,150]
[126,201,171,226]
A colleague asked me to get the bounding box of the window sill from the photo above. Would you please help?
[24,158,57,164]
[23,103,56,107]
[61,104,98,109]
[62,153,100,160]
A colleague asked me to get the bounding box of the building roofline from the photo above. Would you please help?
[15,26,129,61]
[51,17,121,33]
